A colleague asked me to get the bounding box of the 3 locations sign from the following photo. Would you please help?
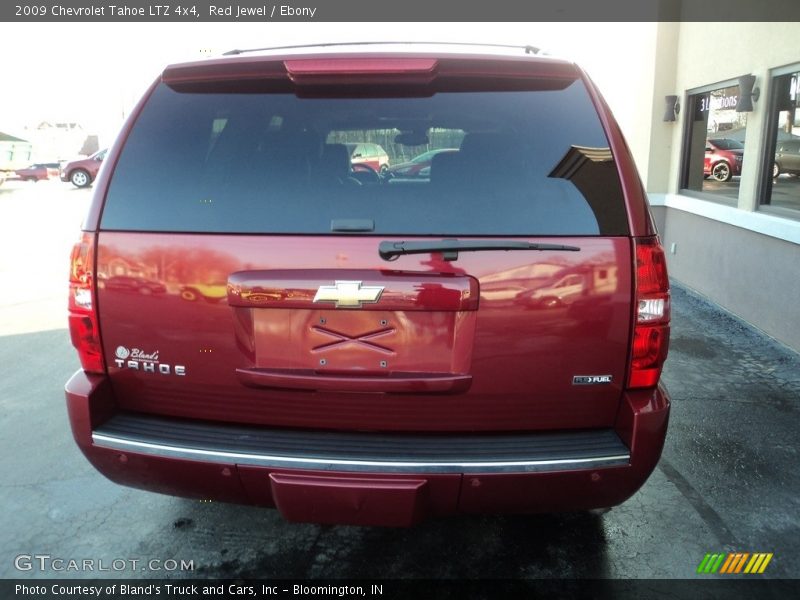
[698,86,741,114]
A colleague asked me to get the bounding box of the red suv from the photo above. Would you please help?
[61,149,107,188]
[66,44,670,526]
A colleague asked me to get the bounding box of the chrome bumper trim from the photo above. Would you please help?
[92,433,630,474]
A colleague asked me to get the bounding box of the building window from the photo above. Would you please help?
[680,83,748,203]
[761,68,800,214]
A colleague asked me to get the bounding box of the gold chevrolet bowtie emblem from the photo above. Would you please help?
[313,281,385,308]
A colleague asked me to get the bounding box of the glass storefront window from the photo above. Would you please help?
[762,69,800,213]
[681,84,748,203]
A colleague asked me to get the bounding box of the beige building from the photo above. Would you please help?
[624,22,800,352]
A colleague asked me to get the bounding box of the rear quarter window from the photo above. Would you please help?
[101,77,629,236]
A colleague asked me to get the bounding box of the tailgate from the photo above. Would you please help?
[96,233,631,432]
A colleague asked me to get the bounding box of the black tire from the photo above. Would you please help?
[70,169,91,188]
[711,161,732,182]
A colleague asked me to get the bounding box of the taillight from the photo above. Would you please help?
[628,237,670,389]
[69,232,105,373]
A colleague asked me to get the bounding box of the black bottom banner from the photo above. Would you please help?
[3,579,800,600]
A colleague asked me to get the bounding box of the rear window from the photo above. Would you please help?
[101,78,629,235]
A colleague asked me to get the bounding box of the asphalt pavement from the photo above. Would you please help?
[0,180,798,582]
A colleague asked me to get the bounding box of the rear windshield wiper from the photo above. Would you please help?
[379,239,581,261]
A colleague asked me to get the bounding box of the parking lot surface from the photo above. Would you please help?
[1,180,798,581]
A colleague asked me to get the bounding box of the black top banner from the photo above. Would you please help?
[3,0,800,22]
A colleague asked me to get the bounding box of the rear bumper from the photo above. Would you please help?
[66,370,670,526]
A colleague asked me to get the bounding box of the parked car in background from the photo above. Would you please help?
[99,275,167,296]
[15,163,60,181]
[61,149,107,188]
[179,282,228,303]
[345,142,389,173]
[388,148,458,178]
[517,273,587,309]
[704,138,744,182]
[774,139,800,177]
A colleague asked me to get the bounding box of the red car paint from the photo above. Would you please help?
[66,44,670,526]
[703,138,744,182]
[15,163,59,181]
[61,149,107,188]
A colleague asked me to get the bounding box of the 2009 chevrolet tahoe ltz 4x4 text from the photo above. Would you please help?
[66,43,670,526]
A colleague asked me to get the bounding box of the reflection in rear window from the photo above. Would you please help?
[710,138,744,150]
[101,81,629,236]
